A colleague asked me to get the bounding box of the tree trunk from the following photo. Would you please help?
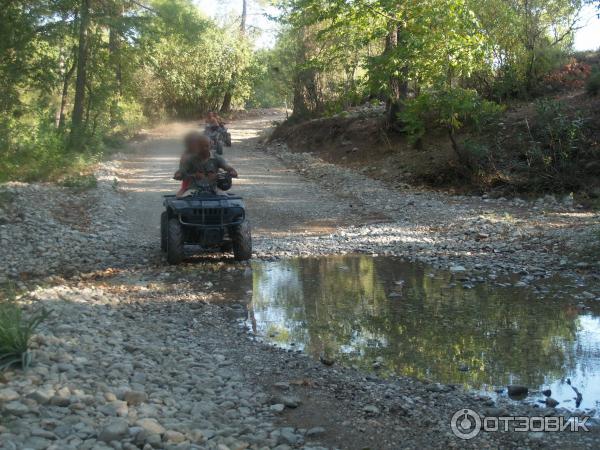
[384,23,408,129]
[240,0,247,33]
[220,86,233,114]
[69,0,91,149]
[58,58,76,129]
[109,1,123,126]
[291,27,321,119]
[220,0,247,114]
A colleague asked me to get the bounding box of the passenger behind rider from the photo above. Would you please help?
[173,131,237,198]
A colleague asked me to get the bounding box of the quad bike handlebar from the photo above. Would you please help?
[173,170,235,192]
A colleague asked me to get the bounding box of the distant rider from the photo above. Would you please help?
[205,112,231,149]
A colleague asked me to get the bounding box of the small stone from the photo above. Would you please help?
[270,403,285,413]
[50,396,71,407]
[98,420,129,442]
[0,388,19,402]
[273,382,290,391]
[136,418,165,436]
[124,390,147,406]
[363,404,380,414]
[319,354,335,366]
[541,389,552,397]
[28,388,54,405]
[279,428,301,446]
[483,407,508,417]
[507,385,528,398]
[278,395,300,408]
[545,398,559,408]
[306,427,325,437]
[22,437,50,450]
[165,430,186,443]
[3,401,29,416]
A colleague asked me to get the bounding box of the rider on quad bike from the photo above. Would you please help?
[204,112,232,155]
[162,131,251,263]
[175,132,237,197]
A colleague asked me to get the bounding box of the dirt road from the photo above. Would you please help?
[117,116,375,246]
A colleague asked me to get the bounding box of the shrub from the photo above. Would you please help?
[531,99,585,170]
[60,173,98,190]
[544,59,591,91]
[401,88,503,143]
[0,291,48,370]
[520,98,587,189]
[587,68,600,96]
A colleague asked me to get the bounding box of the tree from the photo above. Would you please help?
[69,0,91,149]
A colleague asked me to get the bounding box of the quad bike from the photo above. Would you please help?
[204,126,231,155]
[161,172,252,264]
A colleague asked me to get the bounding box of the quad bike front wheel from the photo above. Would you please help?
[160,212,168,252]
[231,220,252,261]
[167,218,185,264]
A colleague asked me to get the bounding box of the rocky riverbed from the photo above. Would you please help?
[2,270,600,449]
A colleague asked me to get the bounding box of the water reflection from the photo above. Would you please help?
[247,255,600,412]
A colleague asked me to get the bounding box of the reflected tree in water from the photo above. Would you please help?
[250,256,583,390]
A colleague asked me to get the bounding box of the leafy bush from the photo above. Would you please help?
[587,68,600,96]
[60,173,98,190]
[544,59,591,91]
[401,88,503,143]
[526,99,585,176]
[0,114,102,183]
[0,292,48,370]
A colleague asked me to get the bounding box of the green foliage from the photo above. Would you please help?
[0,0,259,182]
[247,41,296,109]
[0,289,49,371]
[527,99,585,172]
[587,67,600,96]
[60,173,98,189]
[400,88,503,143]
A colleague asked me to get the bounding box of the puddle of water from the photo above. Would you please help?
[245,255,600,413]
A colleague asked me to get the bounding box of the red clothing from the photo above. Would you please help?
[177,178,192,197]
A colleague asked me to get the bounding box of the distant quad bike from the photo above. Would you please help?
[161,172,252,264]
[204,126,231,155]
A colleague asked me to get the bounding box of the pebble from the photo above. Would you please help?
[98,419,129,442]
[363,404,380,414]
[0,388,19,402]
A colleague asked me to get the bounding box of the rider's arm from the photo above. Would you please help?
[216,156,237,177]
[174,155,189,180]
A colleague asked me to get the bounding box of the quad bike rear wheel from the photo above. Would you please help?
[167,218,185,264]
[215,139,224,155]
[160,212,168,252]
[231,220,252,261]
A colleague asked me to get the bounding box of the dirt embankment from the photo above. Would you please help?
[270,92,600,203]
